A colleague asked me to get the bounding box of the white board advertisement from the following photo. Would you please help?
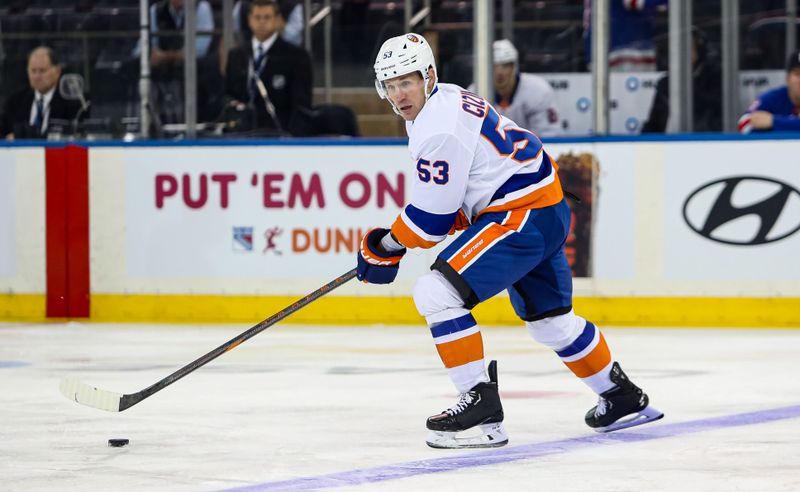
[0,151,15,278]
[544,70,788,136]
[118,143,641,290]
[97,140,800,297]
[545,72,674,136]
[122,146,444,285]
[0,147,45,293]
[663,141,800,280]
[547,142,637,280]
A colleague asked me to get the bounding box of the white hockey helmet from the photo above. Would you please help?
[374,33,437,114]
[493,39,519,65]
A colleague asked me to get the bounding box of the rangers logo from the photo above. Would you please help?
[233,227,254,252]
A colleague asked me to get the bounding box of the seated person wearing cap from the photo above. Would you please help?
[738,50,800,133]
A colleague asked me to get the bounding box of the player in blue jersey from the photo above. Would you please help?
[356,32,663,449]
[739,50,800,133]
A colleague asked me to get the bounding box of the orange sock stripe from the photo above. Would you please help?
[563,332,612,378]
[435,331,485,368]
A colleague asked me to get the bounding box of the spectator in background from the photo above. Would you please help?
[642,27,721,133]
[469,39,561,137]
[1,46,83,140]
[738,50,800,133]
[143,0,215,124]
[0,1,49,105]
[224,0,312,134]
[584,0,668,71]
[233,0,304,47]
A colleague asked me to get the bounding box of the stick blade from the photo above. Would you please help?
[60,376,123,412]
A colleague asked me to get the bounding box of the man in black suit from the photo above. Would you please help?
[1,46,83,140]
[224,0,312,135]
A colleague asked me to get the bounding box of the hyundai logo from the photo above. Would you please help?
[682,176,800,245]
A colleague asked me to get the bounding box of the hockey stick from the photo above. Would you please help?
[60,268,358,412]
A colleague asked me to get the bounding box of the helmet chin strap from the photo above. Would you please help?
[389,101,402,116]
[423,72,434,99]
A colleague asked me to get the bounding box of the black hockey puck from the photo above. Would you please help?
[108,439,129,447]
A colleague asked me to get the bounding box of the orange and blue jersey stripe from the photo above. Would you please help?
[478,152,563,217]
[479,104,545,164]
[430,313,484,369]
[477,105,563,217]
[393,105,563,250]
[555,321,611,378]
[391,206,459,249]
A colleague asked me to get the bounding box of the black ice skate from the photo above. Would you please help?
[585,361,664,433]
[426,360,508,449]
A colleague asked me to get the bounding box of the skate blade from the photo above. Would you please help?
[426,422,509,449]
[594,406,664,433]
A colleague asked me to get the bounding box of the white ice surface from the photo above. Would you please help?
[1,322,799,492]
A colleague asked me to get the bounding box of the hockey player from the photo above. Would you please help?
[468,39,561,138]
[738,50,800,133]
[356,33,663,449]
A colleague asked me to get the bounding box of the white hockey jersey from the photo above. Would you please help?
[468,73,561,137]
[391,83,564,250]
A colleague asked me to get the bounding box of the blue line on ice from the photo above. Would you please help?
[222,405,800,492]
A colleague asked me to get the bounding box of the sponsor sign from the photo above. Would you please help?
[122,146,603,281]
[683,176,800,246]
[3,141,798,305]
[550,142,637,281]
[555,151,599,277]
[664,141,800,279]
[124,146,409,278]
[99,140,800,293]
